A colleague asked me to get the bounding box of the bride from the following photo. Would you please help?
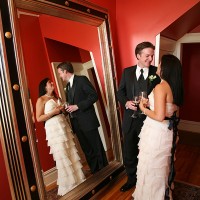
[132,54,184,200]
[36,78,85,196]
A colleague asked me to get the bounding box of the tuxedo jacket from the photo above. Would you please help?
[66,75,100,132]
[117,65,161,134]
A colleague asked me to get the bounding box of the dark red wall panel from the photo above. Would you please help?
[180,43,200,121]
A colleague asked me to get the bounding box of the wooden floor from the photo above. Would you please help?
[92,131,200,200]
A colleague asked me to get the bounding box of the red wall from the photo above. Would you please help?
[190,24,200,32]
[180,43,200,121]
[112,0,200,122]
[114,0,199,75]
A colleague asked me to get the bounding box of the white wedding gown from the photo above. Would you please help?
[44,99,85,196]
[133,91,177,200]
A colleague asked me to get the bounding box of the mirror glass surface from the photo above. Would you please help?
[13,0,122,199]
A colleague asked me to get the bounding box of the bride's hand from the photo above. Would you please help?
[139,98,148,110]
[53,106,62,115]
[59,105,65,112]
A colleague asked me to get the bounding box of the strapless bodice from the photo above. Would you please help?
[148,91,177,116]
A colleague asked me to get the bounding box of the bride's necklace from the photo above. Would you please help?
[45,94,54,98]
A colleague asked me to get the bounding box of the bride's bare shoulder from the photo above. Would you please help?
[36,96,46,105]
[154,81,169,96]
[156,80,169,89]
[154,82,163,91]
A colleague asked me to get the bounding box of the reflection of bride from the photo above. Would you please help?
[36,78,85,196]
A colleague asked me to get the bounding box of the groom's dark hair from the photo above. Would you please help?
[57,61,74,73]
[135,41,155,58]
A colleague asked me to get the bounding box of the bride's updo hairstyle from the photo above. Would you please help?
[160,54,184,106]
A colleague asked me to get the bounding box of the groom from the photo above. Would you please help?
[57,61,108,174]
[117,41,160,191]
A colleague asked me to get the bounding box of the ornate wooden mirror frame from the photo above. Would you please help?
[0,0,123,199]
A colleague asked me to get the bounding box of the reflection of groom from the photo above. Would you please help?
[57,62,108,174]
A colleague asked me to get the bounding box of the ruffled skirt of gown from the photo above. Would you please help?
[132,117,173,200]
[45,114,85,196]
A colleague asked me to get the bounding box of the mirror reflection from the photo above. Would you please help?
[18,9,114,196]
[36,77,86,196]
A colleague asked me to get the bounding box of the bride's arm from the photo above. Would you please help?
[140,84,166,121]
[36,98,60,122]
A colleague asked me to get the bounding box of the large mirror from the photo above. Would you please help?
[7,0,123,199]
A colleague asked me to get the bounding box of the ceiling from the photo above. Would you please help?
[161,2,200,40]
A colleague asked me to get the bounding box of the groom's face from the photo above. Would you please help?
[57,68,68,81]
[137,47,154,68]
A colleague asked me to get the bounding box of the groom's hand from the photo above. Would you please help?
[66,105,79,113]
[125,101,137,111]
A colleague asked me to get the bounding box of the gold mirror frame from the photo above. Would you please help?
[0,0,123,199]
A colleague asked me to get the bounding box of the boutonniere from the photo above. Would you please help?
[64,87,67,91]
[149,75,157,82]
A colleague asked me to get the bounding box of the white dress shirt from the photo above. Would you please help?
[68,74,75,87]
[136,65,149,80]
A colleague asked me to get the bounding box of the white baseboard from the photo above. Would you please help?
[42,167,57,187]
[178,120,200,133]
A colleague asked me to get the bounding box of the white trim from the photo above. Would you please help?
[178,120,200,133]
[42,167,57,187]
[177,33,200,43]
[174,33,200,59]
[155,35,177,65]
[155,34,160,66]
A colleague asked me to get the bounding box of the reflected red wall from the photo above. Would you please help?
[19,14,55,171]
[45,38,91,63]
[18,13,98,171]
[19,14,91,171]
[39,14,105,94]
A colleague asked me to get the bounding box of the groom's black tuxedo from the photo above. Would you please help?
[67,75,100,131]
[117,65,160,134]
[66,75,108,173]
[117,65,160,184]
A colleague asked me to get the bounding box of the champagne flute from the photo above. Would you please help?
[64,101,73,118]
[139,91,147,114]
[131,96,139,118]
[57,98,64,106]
[57,98,66,113]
